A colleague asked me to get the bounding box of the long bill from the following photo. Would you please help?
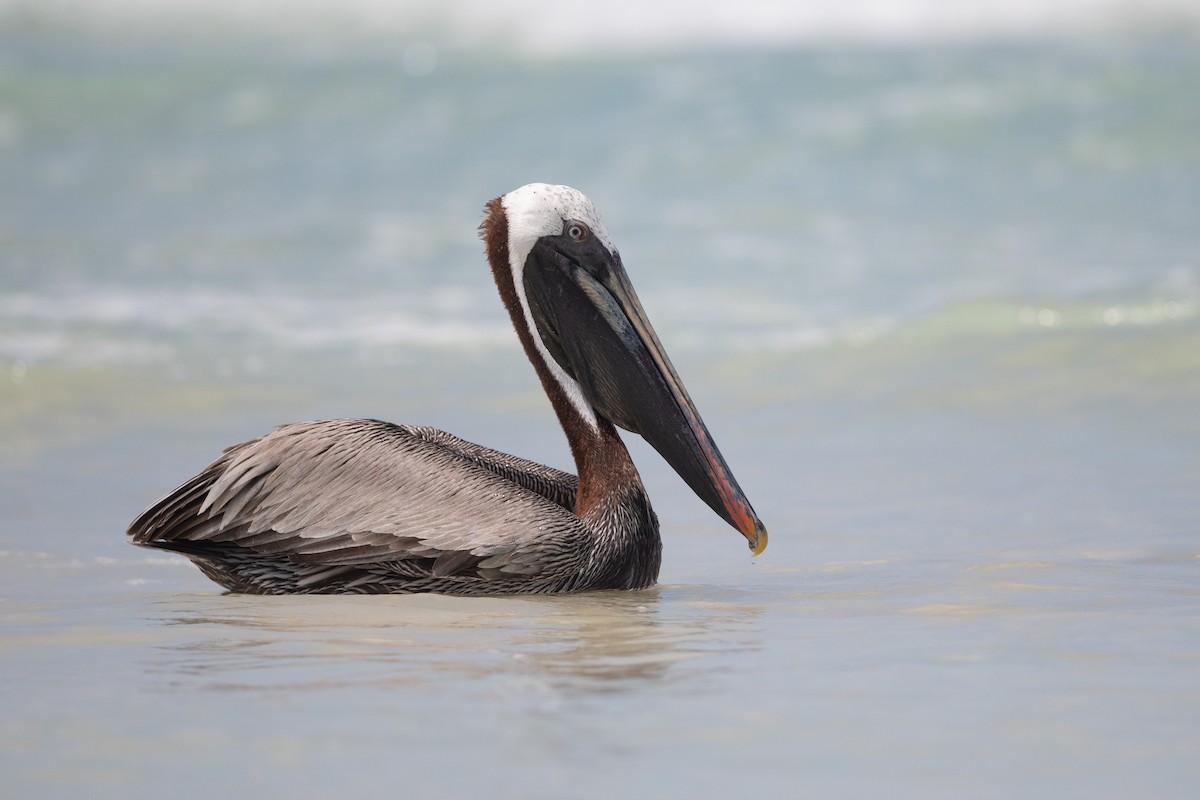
[523,237,768,555]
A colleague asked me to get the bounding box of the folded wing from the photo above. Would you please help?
[128,419,586,590]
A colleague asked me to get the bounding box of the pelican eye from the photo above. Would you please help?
[566,222,589,243]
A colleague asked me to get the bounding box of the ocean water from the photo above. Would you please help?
[2,3,1199,797]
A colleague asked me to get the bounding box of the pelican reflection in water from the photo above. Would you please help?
[128,184,766,594]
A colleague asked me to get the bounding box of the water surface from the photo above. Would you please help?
[2,6,1199,797]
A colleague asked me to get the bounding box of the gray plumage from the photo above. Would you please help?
[129,420,661,594]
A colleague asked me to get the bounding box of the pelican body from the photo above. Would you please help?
[128,184,766,594]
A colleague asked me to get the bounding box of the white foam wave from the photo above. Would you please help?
[0,286,515,368]
[4,280,1194,371]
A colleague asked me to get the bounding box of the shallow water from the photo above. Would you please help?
[3,4,1200,797]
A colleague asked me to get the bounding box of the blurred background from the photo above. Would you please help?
[2,1,1199,797]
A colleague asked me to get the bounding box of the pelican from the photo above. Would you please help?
[128,183,767,594]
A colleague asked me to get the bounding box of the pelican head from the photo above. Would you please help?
[484,183,767,555]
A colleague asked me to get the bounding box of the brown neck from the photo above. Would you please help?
[480,198,642,520]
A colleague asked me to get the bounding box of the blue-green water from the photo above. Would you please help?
[2,6,1199,798]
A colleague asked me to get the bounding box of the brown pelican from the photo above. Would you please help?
[128,183,767,594]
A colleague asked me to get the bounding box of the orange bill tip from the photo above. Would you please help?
[728,501,767,556]
[749,523,768,556]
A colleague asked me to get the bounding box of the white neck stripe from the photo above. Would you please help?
[501,184,616,433]
[501,185,604,431]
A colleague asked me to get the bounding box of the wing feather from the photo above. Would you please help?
[128,419,588,583]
